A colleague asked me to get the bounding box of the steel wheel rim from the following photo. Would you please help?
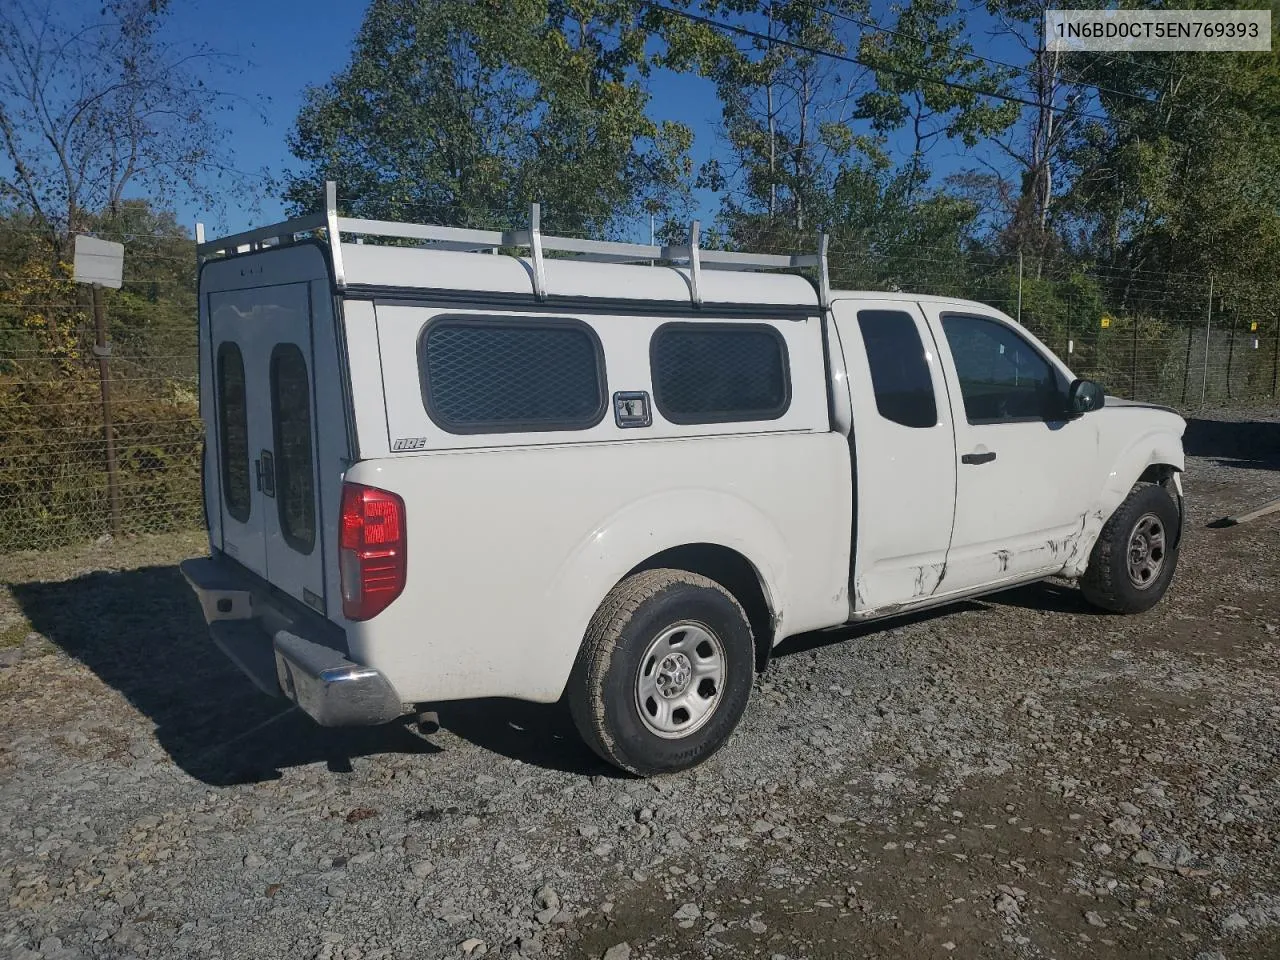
[635,621,726,739]
[1126,512,1166,589]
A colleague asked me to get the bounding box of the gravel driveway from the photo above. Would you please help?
[2,412,1278,960]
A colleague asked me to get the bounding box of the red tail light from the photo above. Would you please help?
[339,482,406,621]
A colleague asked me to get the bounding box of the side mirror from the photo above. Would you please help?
[1066,378,1105,417]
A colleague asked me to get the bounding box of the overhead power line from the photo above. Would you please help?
[797,0,1157,105]
[646,1,1136,126]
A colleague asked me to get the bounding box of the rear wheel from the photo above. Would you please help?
[1080,484,1180,613]
[568,569,754,776]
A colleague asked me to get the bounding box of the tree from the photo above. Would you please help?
[656,0,873,239]
[285,0,693,235]
[854,0,1019,199]
[0,0,246,252]
[1062,40,1280,315]
[979,0,1097,267]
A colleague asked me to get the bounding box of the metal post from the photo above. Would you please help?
[1199,277,1213,408]
[92,284,122,536]
[1131,313,1139,399]
[1180,322,1193,406]
[1272,314,1279,398]
[1016,251,1024,324]
[1225,306,1237,400]
[1066,293,1073,358]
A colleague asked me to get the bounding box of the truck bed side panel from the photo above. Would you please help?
[343,431,852,704]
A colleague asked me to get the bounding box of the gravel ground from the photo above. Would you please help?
[1,412,1278,960]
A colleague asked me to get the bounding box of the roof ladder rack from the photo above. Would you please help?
[197,181,832,309]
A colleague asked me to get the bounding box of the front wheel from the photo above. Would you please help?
[1080,484,1181,613]
[568,568,755,776]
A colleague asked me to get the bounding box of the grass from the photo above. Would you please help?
[0,618,33,647]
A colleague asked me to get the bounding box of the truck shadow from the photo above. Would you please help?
[432,698,612,778]
[1184,416,1280,470]
[9,564,601,785]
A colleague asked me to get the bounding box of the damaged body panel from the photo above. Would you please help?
[829,296,1186,621]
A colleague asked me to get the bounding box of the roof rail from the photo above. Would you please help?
[197,181,831,308]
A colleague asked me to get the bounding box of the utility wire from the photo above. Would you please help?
[797,0,1157,105]
[648,1,1139,126]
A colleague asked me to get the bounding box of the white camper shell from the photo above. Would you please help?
[184,183,1187,775]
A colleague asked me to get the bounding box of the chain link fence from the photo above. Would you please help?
[1,219,1276,553]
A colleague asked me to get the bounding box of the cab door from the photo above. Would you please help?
[831,299,957,613]
[926,308,1098,593]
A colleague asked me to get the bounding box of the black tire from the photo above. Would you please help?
[568,568,755,776]
[1080,484,1180,614]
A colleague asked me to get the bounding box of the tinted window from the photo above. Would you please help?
[270,344,316,554]
[857,310,938,428]
[216,342,251,523]
[941,314,1058,423]
[651,323,790,424]
[420,318,606,433]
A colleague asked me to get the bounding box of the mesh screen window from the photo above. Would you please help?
[419,318,606,433]
[650,323,791,424]
[216,342,251,523]
[270,344,316,554]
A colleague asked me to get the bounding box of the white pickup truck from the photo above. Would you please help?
[183,184,1186,776]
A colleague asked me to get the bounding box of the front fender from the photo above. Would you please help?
[1064,427,1186,577]
[527,489,792,702]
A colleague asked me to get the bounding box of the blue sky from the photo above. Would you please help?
[167,0,1029,236]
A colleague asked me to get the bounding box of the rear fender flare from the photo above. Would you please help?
[523,490,789,703]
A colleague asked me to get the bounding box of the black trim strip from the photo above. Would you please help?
[347,284,817,321]
[818,309,835,432]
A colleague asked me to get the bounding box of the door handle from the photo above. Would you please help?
[961,450,997,465]
[257,450,276,497]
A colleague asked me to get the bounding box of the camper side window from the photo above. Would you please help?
[650,323,791,425]
[216,342,251,523]
[270,344,316,553]
[418,317,607,434]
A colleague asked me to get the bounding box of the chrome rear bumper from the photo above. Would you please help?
[181,556,405,727]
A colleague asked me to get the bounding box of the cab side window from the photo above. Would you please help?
[857,309,938,428]
[941,314,1059,423]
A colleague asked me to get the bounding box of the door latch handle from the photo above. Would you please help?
[257,450,276,497]
[961,450,997,465]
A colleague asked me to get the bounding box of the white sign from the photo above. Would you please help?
[73,234,125,289]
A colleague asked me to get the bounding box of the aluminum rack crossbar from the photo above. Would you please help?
[197,181,831,308]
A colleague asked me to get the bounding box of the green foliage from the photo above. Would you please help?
[0,201,200,551]
[1061,15,1280,314]
[285,0,692,232]
[855,0,1019,181]
[658,0,873,234]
